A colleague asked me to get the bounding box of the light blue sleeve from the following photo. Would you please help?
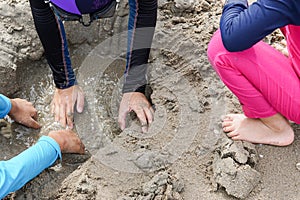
[0,94,12,119]
[0,136,62,199]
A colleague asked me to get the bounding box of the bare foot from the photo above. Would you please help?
[221,113,294,146]
[48,130,85,154]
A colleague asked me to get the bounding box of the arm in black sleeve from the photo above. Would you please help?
[29,0,76,89]
[122,0,157,93]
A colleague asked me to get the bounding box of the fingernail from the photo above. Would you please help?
[67,124,73,130]
[77,106,84,113]
[142,127,148,133]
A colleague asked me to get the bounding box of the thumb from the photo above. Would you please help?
[76,91,85,113]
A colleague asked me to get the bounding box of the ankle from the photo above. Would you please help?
[260,114,291,132]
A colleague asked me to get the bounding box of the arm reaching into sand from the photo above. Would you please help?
[0,129,85,199]
[118,0,157,133]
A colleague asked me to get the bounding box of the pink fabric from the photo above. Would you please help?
[281,25,300,78]
[207,27,300,123]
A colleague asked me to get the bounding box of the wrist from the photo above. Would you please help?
[8,99,17,117]
[48,131,66,152]
[55,79,77,89]
[122,84,147,94]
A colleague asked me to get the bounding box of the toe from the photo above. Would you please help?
[222,115,233,121]
[227,130,239,137]
[222,121,232,128]
[223,123,235,133]
[231,135,242,141]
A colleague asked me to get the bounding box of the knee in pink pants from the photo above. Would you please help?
[207,29,300,123]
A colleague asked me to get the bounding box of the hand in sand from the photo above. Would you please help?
[51,85,84,129]
[9,98,41,129]
[48,129,85,154]
[118,92,154,133]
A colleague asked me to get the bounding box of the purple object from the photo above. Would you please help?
[50,0,81,15]
[50,0,112,15]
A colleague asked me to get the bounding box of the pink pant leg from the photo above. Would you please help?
[207,29,300,123]
[281,25,300,77]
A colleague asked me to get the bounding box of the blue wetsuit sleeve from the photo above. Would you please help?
[0,136,62,198]
[0,94,12,119]
[122,0,157,93]
[220,0,299,52]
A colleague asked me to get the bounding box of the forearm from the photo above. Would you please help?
[123,0,157,93]
[29,0,76,89]
[220,0,292,51]
[0,136,61,198]
[0,94,11,119]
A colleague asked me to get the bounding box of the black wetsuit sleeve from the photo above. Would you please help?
[122,0,157,93]
[29,0,76,89]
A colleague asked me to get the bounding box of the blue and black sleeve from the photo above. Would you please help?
[29,0,76,89]
[123,0,158,93]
